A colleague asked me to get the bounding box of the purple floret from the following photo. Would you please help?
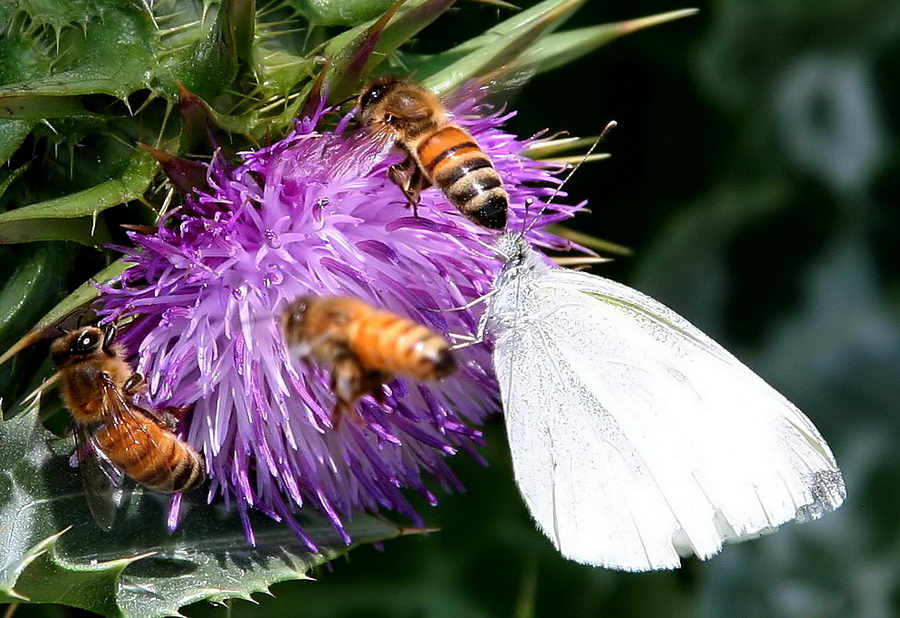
[97,94,584,547]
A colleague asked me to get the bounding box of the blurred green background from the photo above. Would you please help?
[6,0,900,615]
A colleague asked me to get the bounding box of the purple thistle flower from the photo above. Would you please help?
[97,93,585,547]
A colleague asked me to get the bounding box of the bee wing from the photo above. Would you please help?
[442,65,536,118]
[73,422,126,531]
[97,373,176,493]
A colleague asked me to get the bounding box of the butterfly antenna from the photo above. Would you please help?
[524,120,617,234]
[520,197,535,234]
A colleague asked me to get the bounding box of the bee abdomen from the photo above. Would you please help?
[417,126,479,175]
[354,314,452,379]
[171,445,206,492]
[136,439,205,493]
[462,189,508,229]
[417,126,508,229]
[130,434,174,490]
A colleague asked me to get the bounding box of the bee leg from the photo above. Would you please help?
[140,404,191,431]
[361,371,392,405]
[330,357,365,430]
[331,399,366,430]
[150,410,180,431]
[101,323,118,352]
[388,158,431,216]
[122,372,147,396]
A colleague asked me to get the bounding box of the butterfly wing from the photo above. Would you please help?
[491,264,845,571]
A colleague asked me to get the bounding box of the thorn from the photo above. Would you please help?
[136,142,209,195]
[177,81,211,151]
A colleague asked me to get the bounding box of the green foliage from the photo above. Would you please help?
[0,0,703,615]
[0,150,157,245]
[0,398,408,617]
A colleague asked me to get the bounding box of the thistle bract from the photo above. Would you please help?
[98,95,583,546]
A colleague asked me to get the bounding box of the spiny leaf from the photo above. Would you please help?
[0,242,72,413]
[0,4,156,101]
[0,163,28,203]
[284,0,396,26]
[0,258,131,371]
[0,243,72,354]
[519,8,701,75]
[0,148,157,245]
[177,0,241,100]
[3,528,146,616]
[421,0,586,95]
[0,401,413,617]
[0,95,91,121]
[0,119,34,162]
[306,0,457,107]
[230,0,257,64]
[413,0,585,78]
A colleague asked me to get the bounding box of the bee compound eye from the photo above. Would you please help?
[73,331,99,353]
[361,85,385,110]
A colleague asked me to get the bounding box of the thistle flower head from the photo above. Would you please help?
[97,93,584,547]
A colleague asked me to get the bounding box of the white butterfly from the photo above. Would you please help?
[475,231,846,571]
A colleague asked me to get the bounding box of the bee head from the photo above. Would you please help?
[358,75,401,116]
[358,76,436,133]
[50,326,106,367]
[281,297,312,348]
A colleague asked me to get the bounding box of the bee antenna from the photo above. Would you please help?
[333,94,357,108]
[75,307,89,329]
[524,120,617,234]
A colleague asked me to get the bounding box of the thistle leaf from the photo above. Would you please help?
[412,0,584,80]
[0,243,71,403]
[0,4,155,101]
[421,0,586,95]
[0,149,156,245]
[439,0,584,54]
[519,8,701,75]
[0,163,28,204]
[0,257,133,371]
[285,0,396,26]
[318,0,457,104]
[0,400,412,617]
[0,95,91,121]
[0,120,34,163]
[0,243,71,354]
[177,0,242,100]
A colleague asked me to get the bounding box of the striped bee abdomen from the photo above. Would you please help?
[350,310,456,380]
[96,411,205,493]
[417,126,508,229]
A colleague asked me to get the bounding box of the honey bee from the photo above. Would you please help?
[50,324,205,529]
[281,295,457,426]
[358,75,508,230]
